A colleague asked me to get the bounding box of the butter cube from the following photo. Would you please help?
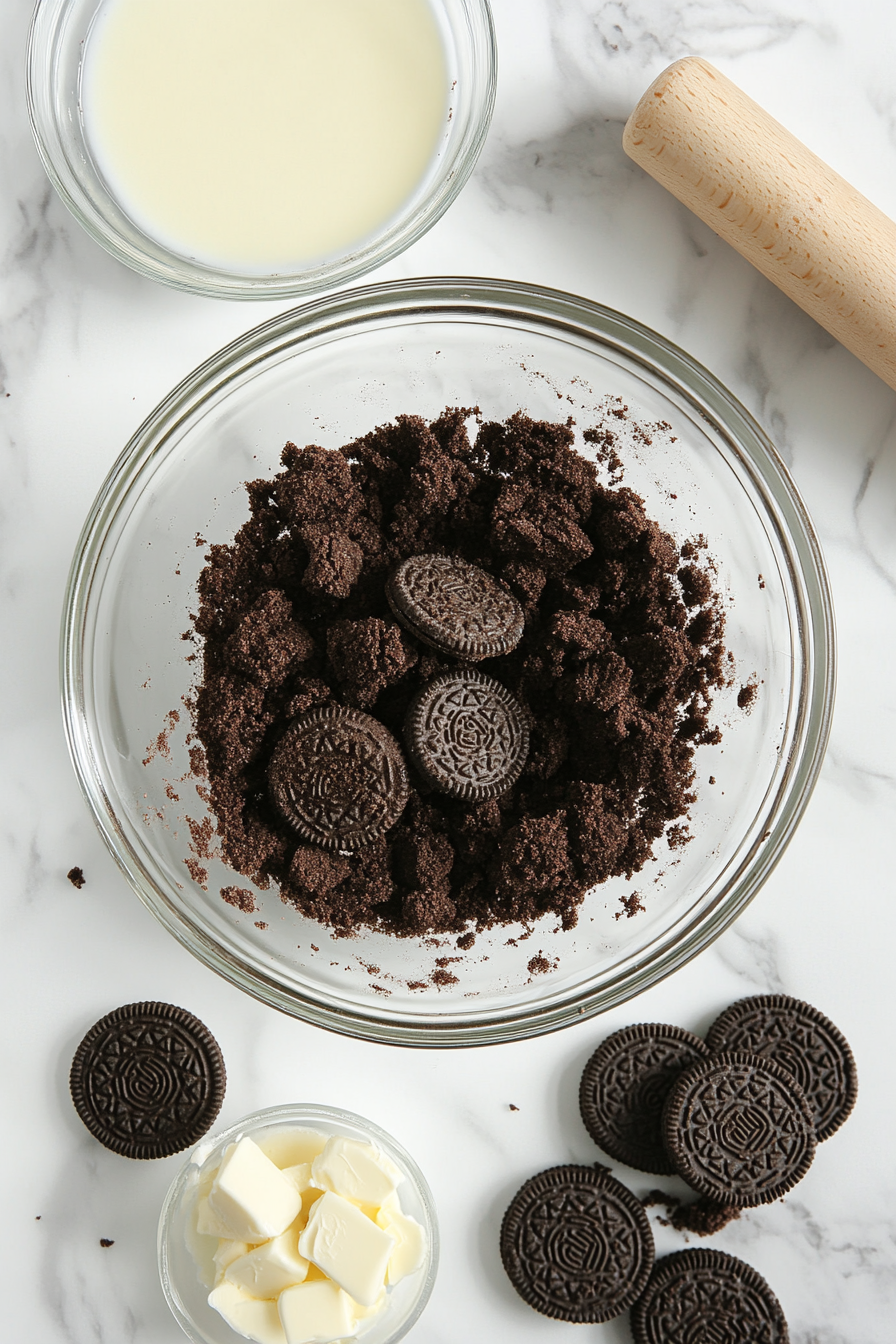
[298,1191,394,1307]
[225,1224,310,1299]
[277,1279,357,1344]
[258,1128,328,1169]
[282,1162,314,1194]
[213,1238,254,1284]
[311,1137,402,1208]
[197,1192,241,1239]
[208,1138,302,1241]
[208,1282,287,1344]
[376,1205,427,1284]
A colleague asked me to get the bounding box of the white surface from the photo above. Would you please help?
[2,1,895,1340]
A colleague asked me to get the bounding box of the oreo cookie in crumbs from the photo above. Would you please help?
[386,552,524,660]
[70,1002,225,1159]
[706,994,857,1141]
[579,1023,710,1175]
[663,1051,816,1207]
[268,704,409,850]
[405,669,529,800]
[631,1248,789,1344]
[500,1164,654,1322]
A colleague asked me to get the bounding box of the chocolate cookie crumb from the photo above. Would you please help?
[190,409,727,937]
[641,1190,741,1237]
[509,1103,519,1111]
[737,680,758,710]
[221,886,257,913]
[615,891,645,920]
[456,931,475,950]
[431,967,459,986]
[527,954,552,974]
[99,1238,114,1248]
[67,867,86,889]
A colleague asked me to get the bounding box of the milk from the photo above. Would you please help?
[82,0,448,270]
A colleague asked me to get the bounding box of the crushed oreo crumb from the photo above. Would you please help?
[190,409,726,938]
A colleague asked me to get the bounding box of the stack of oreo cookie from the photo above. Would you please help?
[501,994,857,1338]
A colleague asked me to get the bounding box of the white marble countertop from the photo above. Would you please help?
[3,1,896,1340]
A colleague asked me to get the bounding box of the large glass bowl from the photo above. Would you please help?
[158,1103,438,1344]
[26,0,496,299]
[61,278,835,1046]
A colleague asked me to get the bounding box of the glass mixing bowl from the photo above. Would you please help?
[158,1103,438,1344]
[26,0,496,299]
[61,278,835,1046]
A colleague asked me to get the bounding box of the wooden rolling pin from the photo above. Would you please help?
[623,57,896,392]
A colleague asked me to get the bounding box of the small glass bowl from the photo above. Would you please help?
[61,278,835,1046]
[26,0,496,299]
[158,1103,438,1344]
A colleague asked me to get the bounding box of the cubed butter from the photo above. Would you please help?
[311,1136,402,1208]
[375,1205,427,1284]
[225,1224,310,1299]
[298,1191,394,1307]
[208,1282,286,1344]
[208,1138,302,1241]
[213,1238,254,1283]
[282,1162,313,1194]
[277,1279,357,1344]
[197,1191,242,1239]
[258,1129,328,1170]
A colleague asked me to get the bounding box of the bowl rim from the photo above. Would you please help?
[61,276,837,1046]
[157,1101,439,1344]
[25,0,498,299]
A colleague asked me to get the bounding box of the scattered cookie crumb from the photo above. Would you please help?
[431,968,459,986]
[67,867,86,889]
[641,1190,741,1237]
[99,1238,115,1248]
[527,954,552,975]
[184,858,209,889]
[708,776,716,785]
[407,980,427,991]
[509,1104,519,1111]
[737,679,758,710]
[758,574,766,589]
[456,932,475,950]
[221,886,257,914]
[254,921,268,930]
[615,891,645,921]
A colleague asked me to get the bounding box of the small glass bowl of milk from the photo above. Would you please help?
[27,0,496,298]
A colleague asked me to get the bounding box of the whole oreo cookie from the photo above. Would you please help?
[579,1023,711,1175]
[631,1249,789,1344]
[405,669,529,799]
[70,1002,225,1159]
[500,1165,654,1322]
[268,705,409,850]
[386,553,524,660]
[663,1051,816,1206]
[706,995,857,1141]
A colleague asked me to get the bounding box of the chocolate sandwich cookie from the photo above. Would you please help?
[579,1023,711,1175]
[706,994,858,1141]
[386,553,524,660]
[631,1249,789,1344]
[268,705,409,850]
[405,669,529,799]
[70,1002,225,1159]
[663,1051,816,1206]
[500,1165,654,1323]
